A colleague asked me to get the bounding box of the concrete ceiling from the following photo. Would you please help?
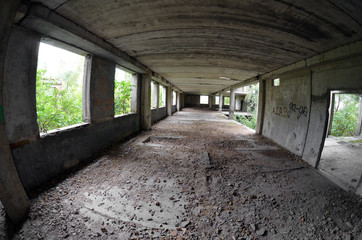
[32,0,362,94]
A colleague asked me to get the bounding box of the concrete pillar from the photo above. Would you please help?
[255,80,266,135]
[83,55,115,123]
[130,74,138,113]
[0,0,31,224]
[218,92,223,113]
[208,95,212,108]
[229,88,236,119]
[356,97,362,136]
[141,73,151,130]
[176,91,180,111]
[327,93,335,136]
[167,85,172,116]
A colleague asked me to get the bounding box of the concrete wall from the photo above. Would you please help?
[151,107,167,124]
[172,105,177,113]
[3,27,142,192]
[260,41,362,167]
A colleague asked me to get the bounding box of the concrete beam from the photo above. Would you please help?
[20,3,147,74]
[167,85,172,116]
[228,88,236,120]
[0,0,30,224]
[218,92,223,113]
[255,79,266,135]
[141,73,151,130]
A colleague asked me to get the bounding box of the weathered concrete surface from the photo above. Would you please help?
[4,26,40,143]
[151,107,167,125]
[84,55,115,123]
[13,113,140,192]
[141,73,151,130]
[262,70,311,156]
[0,0,30,224]
[228,88,236,120]
[30,0,362,94]
[319,136,362,193]
[166,85,172,116]
[3,108,362,239]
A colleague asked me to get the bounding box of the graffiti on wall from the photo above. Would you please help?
[272,102,308,119]
[288,102,308,119]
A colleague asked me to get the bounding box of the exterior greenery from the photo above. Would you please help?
[36,69,83,133]
[234,83,259,130]
[331,94,360,137]
[114,79,133,115]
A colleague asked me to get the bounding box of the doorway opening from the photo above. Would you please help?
[319,91,362,192]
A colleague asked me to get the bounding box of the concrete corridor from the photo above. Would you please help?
[1,109,361,240]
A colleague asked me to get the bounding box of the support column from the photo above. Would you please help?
[218,92,223,113]
[256,80,266,135]
[208,95,212,109]
[327,93,335,136]
[229,88,236,120]
[130,74,138,113]
[176,91,180,111]
[141,73,151,130]
[356,97,362,136]
[167,85,172,116]
[0,0,30,224]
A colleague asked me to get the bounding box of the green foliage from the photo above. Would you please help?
[233,83,259,130]
[36,69,82,133]
[159,86,165,107]
[245,83,259,112]
[331,94,360,137]
[114,80,133,115]
[224,97,230,105]
[234,113,257,130]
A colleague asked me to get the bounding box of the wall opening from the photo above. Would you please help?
[36,42,85,133]
[172,91,176,106]
[159,85,166,108]
[114,67,134,116]
[151,81,158,109]
[200,95,209,104]
[319,91,362,192]
[224,97,230,105]
[233,83,259,130]
[215,96,219,105]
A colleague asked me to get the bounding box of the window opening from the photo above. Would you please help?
[36,42,85,133]
[200,95,209,104]
[151,81,158,109]
[173,91,177,105]
[224,97,230,105]
[159,85,166,107]
[215,96,219,105]
[114,67,134,116]
[273,78,280,86]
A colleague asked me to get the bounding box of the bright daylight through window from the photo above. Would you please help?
[36,42,85,133]
[114,67,133,116]
[200,95,209,104]
[159,85,166,107]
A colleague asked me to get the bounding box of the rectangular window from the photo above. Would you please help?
[224,97,230,105]
[114,67,133,116]
[151,81,158,109]
[173,91,177,105]
[159,85,166,107]
[36,42,85,133]
[200,95,209,104]
[215,96,219,105]
[273,78,280,86]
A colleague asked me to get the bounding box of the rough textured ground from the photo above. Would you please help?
[1,108,362,240]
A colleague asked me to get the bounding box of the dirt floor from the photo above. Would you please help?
[1,108,362,240]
